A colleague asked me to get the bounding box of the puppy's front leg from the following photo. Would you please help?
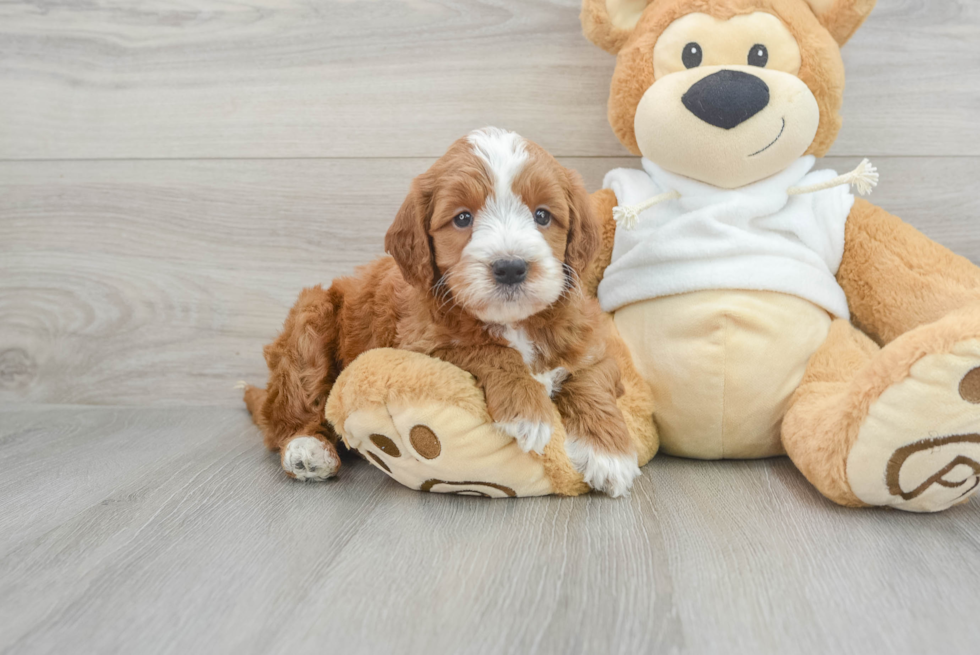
[553,357,640,497]
[432,345,554,454]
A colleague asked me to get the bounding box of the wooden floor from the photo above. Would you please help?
[1,1,979,653]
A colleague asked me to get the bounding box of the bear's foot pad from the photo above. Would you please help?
[848,339,980,512]
[342,400,555,498]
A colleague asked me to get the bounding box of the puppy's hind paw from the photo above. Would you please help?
[565,437,641,498]
[494,420,553,455]
[281,436,340,482]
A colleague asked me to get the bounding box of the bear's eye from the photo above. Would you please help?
[682,42,702,69]
[748,44,768,67]
[453,211,473,228]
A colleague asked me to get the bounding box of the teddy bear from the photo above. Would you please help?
[324,0,980,512]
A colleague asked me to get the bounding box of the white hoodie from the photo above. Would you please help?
[597,156,854,319]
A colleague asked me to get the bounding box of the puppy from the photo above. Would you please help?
[244,127,641,496]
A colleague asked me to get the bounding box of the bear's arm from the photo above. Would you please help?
[837,198,980,344]
[583,188,619,299]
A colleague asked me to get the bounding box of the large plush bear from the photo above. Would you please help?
[323,0,980,511]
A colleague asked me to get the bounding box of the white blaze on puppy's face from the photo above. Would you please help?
[451,127,566,324]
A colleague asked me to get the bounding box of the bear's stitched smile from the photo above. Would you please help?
[748,117,786,157]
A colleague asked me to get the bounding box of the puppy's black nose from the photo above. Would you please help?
[682,70,770,130]
[492,259,527,286]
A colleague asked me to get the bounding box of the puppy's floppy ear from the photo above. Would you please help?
[563,168,602,280]
[581,0,655,54]
[385,175,436,289]
[802,0,876,46]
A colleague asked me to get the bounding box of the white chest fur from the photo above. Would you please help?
[501,325,537,366]
[499,325,567,398]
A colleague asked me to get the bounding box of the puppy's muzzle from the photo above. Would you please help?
[682,70,770,130]
[492,258,528,286]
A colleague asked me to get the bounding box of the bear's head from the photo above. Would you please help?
[582,0,876,188]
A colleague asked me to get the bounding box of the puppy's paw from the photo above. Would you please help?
[494,420,553,455]
[565,436,640,498]
[281,436,340,482]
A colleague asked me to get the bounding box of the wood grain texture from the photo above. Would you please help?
[2,156,978,406]
[0,0,977,160]
[0,406,977,655]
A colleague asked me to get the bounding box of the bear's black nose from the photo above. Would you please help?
[492,258,527,286]
[682,70,770,130]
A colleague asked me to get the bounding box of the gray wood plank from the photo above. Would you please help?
[2,156,977,407]
[0,406,977,655]
[0,0,976,160]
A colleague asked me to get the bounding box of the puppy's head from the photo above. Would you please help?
[385,127,600,324]
[582,0,876,188]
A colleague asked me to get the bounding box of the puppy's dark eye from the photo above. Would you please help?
[453,212,473,228]
[682,42,702,69]
[534,208,552,227]
[748,44,768,67]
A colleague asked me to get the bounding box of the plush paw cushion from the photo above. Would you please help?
[325,320,658,497]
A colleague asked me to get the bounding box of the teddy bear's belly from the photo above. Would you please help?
[614,289,833,459]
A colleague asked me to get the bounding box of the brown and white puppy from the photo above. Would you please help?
[245,127,641,497]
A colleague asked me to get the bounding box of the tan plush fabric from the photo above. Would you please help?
[585,0,847,158]
[802,0,876,45]
[615,290,831,459]
[780,319,878,506]
[838,199,980,345]
[581,0,652,54]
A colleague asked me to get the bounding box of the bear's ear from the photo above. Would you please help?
[581,0,655,54]
[803,0,877,46]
